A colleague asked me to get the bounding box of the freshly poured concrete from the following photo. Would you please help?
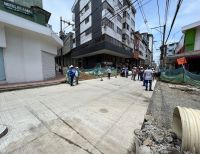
[0,77,155,154]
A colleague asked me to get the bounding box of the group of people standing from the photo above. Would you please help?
[131,66,154,91]
[67,65,80,86]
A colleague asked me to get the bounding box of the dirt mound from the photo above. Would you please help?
[79,72,96,81]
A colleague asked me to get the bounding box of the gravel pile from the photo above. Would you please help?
[134,116,181,154]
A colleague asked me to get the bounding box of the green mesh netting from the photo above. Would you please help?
[160,68,200,87]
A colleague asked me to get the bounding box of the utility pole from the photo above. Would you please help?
[60,17,64,74]
[161,24,166,68]
[59,17,74,74]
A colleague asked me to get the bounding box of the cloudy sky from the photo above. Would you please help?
[43,0,200,64]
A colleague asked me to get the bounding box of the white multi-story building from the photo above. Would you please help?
[0,0,62,83]
[71,0,136,68]
[166,43,178,56]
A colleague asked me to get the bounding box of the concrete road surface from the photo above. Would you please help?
[0,77,155,154]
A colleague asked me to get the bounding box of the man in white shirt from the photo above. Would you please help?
[144,66,153,91]
[107,67,112,79]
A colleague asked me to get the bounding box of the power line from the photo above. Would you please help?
[165,0,183,44]
[156,0,162,41]
[136,0,150,32]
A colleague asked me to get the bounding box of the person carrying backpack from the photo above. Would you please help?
[68,65,75,86]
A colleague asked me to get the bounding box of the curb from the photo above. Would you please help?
[0,80,66,93]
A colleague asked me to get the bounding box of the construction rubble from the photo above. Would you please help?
[132,115,192,154]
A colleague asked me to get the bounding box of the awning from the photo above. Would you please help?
[167,50,200,60]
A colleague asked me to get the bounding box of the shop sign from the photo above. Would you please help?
[177,57,187,65]
[4,0,33,16]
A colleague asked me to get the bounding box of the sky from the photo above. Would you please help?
[43,0,200,64]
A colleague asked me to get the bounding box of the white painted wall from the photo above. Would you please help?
[194,27,200,50]
[3,26,58,83]
[80,33,92,44]
[102,26,122,42]
[3,27,43,83]
[0,10,63,47]
[0,24,6,48]
[139,41,146,60]
[80,15,92,34]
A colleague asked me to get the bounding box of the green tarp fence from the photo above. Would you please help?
[160,68,200,87]
[65,65,117,84]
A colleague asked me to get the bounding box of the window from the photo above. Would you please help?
[85,27,92,36]
[123,11,130,19]
[85,3,89,11]
[85,16,89,24]
[131,28,134,35]
[102,18,114,30]
[117,27,122,35]
[117,14,122,23]
[127,12,130,19]
[107,8,114,15]
[73,39,76,43]
[123,23,126,29]
[123,11,126,18]
[127,24,129,30]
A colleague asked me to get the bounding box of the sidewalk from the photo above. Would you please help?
[0,74,66,92]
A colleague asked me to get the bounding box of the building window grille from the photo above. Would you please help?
[102,18,114,30]
[85,27,92,36]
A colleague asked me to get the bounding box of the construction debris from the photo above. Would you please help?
[133,115,181,154]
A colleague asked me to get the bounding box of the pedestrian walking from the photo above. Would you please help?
[107,67,111,79]
[132,67,137,81]
[137,67,140,80]
[144,66,153,91]
[125,67,129,78]
[75,67,80,85]
[140,67,144,81]
[68,65,75,86]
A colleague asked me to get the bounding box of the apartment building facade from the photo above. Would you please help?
[71,0,136,68]
[166,42,178,56]
[134,32,153,67]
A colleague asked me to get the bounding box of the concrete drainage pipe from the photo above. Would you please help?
[173,106,200,153]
